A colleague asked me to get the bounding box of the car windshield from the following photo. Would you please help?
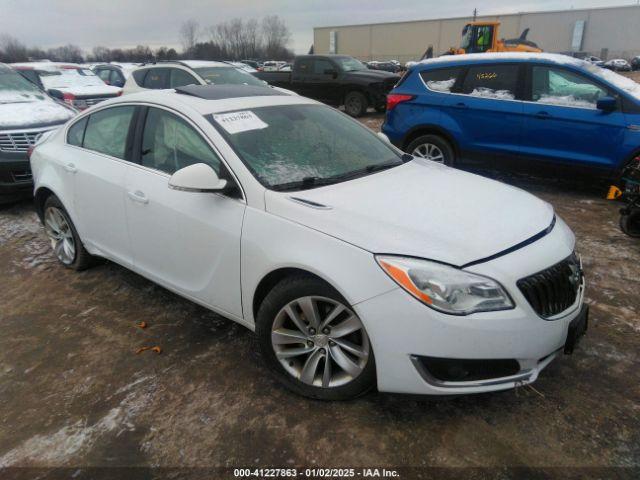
[335,57,367,72]
[194,67,265,86]
[210,104,404,190]
[0,70,44,102]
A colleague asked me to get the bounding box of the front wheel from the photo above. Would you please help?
[256,275,376,400]
[406,134,455,166]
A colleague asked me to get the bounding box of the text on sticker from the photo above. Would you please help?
[213,111,269,134]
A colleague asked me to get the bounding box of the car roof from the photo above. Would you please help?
[175,84,287,100]
[415,52,592,70]
[137,60,229,69]
[108,86,317,115]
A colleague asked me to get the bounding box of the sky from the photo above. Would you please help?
[0,0,632,54]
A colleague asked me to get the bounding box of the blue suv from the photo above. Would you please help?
[382,53,640,179]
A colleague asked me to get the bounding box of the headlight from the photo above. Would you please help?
[376,256,514,315]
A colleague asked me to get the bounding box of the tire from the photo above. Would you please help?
[344,91,368,117]
[43,195,93,270]
[406,134,455,166]
[255,274,376,400]
[620,209,640,237]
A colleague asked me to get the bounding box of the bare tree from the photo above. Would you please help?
[91,46,110,62]
[46,44,84,63]
[180,19,200,55]
[262,15,291,59]
[0,35,28,62]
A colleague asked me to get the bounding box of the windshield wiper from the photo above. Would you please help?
[271,176,335,192]
[270,161,403,192]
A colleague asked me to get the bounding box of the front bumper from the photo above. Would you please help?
[354,217,586,395]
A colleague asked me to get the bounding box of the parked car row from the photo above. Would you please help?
[384,53,640,185]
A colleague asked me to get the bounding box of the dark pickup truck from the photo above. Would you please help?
[254,55,400,117]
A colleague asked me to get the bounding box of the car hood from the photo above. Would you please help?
[264,159,555,267]
[344,69,401,82]
[45,85,122,97]
[0,93,74,129]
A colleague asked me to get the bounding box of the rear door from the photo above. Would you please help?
[520,64,627,170]
[123,106,245,316]
[439,63,524,162]
[71,105,137,265]
[305,58,340,104]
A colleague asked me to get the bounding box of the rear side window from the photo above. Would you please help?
[462,64,519,100]
[142,68,169,89]
[83,106,135,159]
[312,59,333,75]
[420,67,462,93]
[132,69,148,86]
[141,107,221,175]
[169,68,198,88]
[67,117,88,146]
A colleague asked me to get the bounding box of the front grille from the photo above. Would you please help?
[0,130,47,152]
[517,253,583,318]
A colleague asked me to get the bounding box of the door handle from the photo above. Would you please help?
[127,190,149,204]
[453,102,468,109]
[534,111,551,119]
[64,163,77,174]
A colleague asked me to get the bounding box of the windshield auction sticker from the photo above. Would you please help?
[213,111,268,134]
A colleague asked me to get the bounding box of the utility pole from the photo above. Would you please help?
[473,8,478,21]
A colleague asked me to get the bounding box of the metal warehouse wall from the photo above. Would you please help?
[313,4,640,63]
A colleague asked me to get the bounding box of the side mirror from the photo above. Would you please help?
[169,163,227,193]
[324,68,338,77]
[597,96,617,112]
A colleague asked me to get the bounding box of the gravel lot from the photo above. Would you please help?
[0,111,638,478]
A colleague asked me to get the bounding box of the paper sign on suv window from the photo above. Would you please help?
[213,111,268,134]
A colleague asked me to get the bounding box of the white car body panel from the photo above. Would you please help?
[30,89,585,396]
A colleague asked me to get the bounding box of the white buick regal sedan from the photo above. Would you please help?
[30,84,587,400]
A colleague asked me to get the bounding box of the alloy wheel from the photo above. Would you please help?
[44,206,76,265]
[271,296,370,388]
[412,143,445,163]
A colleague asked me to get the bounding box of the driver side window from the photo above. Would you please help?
[141,108,221,175]
[532,66,609,109]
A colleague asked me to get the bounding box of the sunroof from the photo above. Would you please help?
[175,84,287,100]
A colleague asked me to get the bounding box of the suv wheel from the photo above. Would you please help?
[256,275,376,400]
[344,91,368,117]
[406,134,455,166]
[43,195,93,270]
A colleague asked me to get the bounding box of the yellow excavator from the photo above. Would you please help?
[446,21,542,55]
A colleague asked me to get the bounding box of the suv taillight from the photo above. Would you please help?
[386,94,415,111]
